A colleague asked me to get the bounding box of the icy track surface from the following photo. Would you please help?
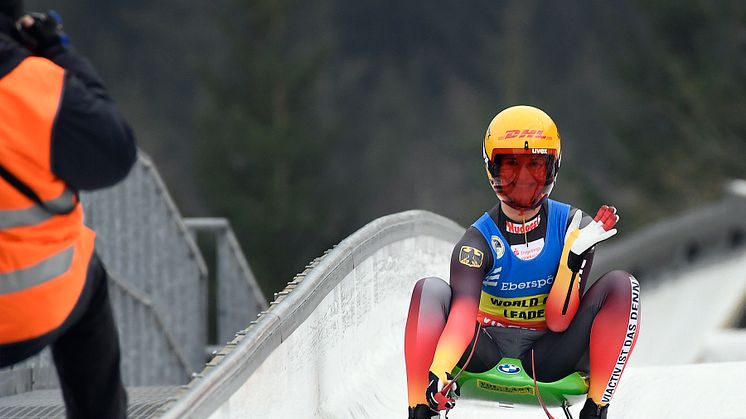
[163,210,746,419]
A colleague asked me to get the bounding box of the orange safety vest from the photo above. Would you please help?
[0,56,95,344]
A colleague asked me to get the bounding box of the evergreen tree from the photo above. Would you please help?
[198,0,333,294]
[604,1,746,227]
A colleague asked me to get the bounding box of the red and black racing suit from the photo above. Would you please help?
[404,200,640,408]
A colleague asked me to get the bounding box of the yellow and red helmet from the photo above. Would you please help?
[482,105,561,211]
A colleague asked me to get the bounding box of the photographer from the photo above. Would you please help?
[0,1,134,417]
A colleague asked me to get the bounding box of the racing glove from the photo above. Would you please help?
[426,371,459,411]
[546,206,619,332]
[567,205,618,261]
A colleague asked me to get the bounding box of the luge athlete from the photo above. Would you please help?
[404,105,640,419]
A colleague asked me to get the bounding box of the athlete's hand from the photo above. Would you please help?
[547,206,617,332]
[565,205,619,257]
[426,371,459,411]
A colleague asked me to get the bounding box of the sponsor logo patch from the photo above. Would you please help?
[483,267,502,287]
[459,246,484,268]
[506,215,541,235]
[511,238,545,261]
[601,276,640,403]
[500,276,554,291]
[479,292,549,322]
[496,129,547,140]
[491,235,505,259]
[497,363,521,374]
[477,380,535,395]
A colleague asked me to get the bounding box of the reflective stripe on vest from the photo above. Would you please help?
[0,188,76,229]
[0,247,74,294]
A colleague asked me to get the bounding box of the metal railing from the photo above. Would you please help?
[184,218,268,346]
[83,153,208,383]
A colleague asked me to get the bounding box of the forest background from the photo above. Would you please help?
[26,0,746,294]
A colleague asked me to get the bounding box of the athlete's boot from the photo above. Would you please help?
[408,404,439,419]
[579,398,608,419]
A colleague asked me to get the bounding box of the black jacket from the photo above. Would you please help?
[0,14,136,191]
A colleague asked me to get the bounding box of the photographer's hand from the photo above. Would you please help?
[15,11,106,97]
[16,11,69,54]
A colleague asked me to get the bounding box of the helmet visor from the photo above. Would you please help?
[487,150,558,210]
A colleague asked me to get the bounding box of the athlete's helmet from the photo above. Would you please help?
[483,105,561,211]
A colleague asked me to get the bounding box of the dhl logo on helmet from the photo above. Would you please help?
[486,128,558,157]
[495,129,549,140]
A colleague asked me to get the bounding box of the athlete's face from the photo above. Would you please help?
[492,154,550,209]
[498,155,547,183]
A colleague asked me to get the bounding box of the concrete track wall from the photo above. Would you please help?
[160,210,464,418]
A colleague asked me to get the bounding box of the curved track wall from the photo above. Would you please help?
[161,210,464,418]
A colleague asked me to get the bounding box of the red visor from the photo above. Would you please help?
[488,151,558,211]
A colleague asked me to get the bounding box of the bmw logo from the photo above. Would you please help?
[498,363,521,374]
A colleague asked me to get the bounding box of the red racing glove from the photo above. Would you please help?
[567,205,619,257]
[426,371,458,411]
